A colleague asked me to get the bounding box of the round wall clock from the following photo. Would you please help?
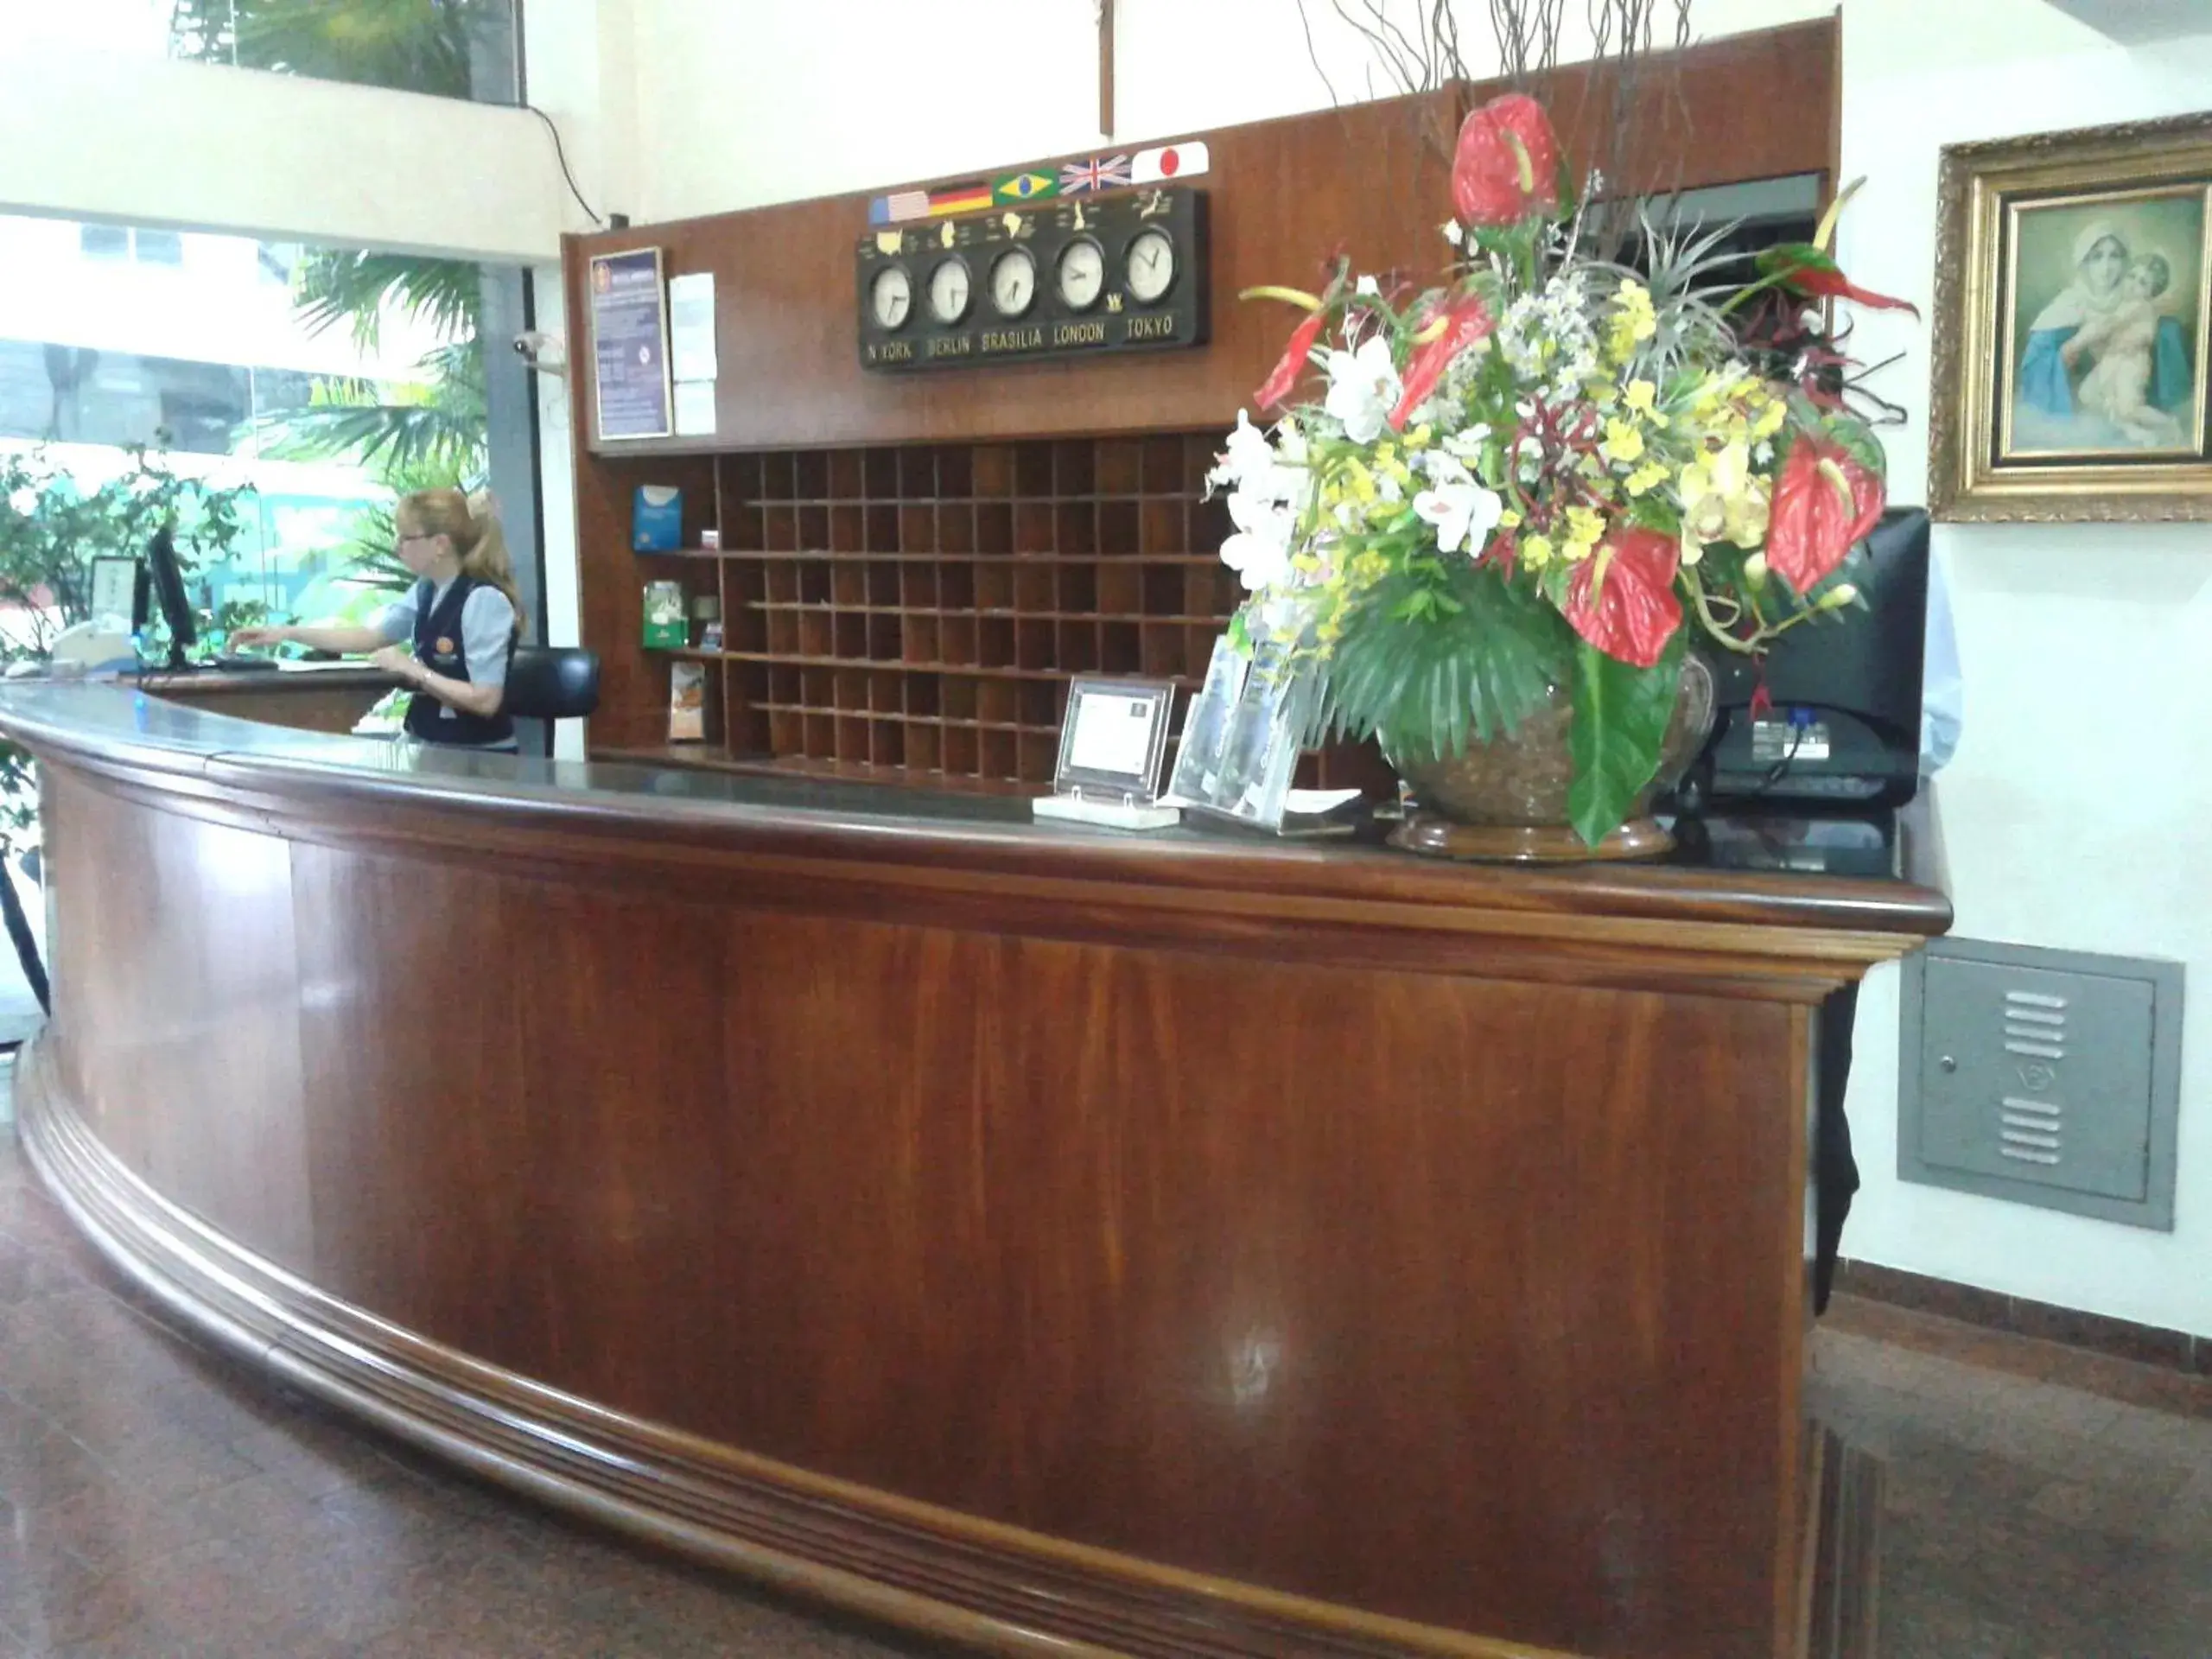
[928,257,971,325]
[1124,228,1176,303]
[869,265,912,330]
[1056,238,1105,311]
[988,247,1037,318]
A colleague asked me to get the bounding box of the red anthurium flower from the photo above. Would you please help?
[1452,93,1560,227]
[1756,244,1919,316]
[1255,309,1328,410]
[1388,296,1493,429]
[1768,438,1885,593]
[1561,528,1681,669]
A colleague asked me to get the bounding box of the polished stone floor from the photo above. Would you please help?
[3,1126,2209,1658]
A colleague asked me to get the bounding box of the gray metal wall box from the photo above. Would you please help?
[1897,938,2183,1230]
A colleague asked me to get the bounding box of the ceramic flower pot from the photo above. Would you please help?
[1385,653,1716,862]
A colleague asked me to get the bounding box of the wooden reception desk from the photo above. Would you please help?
[136,664,395,734]
[1,684,1947,1659]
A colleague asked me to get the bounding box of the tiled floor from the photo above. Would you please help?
[3,1123,2209,1659]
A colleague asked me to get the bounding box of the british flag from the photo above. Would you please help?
[1058,153,1131,194]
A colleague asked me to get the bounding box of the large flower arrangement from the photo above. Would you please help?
[1209,93,1909,848]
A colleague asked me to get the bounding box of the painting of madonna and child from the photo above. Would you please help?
[2004,186,2210,459]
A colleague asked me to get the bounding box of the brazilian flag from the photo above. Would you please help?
[993,172,1059,204]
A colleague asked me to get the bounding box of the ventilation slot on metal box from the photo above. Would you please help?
[1898,940,2182,1230]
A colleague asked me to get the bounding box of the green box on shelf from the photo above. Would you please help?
[642,581,687,649]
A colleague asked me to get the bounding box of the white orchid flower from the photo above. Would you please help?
[1413,477,1505,555]
[1322,334,1402,444]
[1208,409,1275,495]
[1220,489,1295,593]
[1355,274,1381,296]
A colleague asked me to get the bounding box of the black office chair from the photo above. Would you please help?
[504,647,601,721]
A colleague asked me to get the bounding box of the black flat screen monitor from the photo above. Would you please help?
[1700,507,1931,809]
[134,526,197,671]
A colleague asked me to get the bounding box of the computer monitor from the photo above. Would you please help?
[1698,507,1932,809]
[133,525,198,671]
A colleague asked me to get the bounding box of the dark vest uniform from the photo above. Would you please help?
[404,576,515,747]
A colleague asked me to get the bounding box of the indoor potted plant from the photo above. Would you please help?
[1211,93,1909,858]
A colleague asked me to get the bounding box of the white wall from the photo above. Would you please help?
[0,48,582,263]
[1836,4,2212,1338]
[625,0,1839,223]
[518,0,644,715]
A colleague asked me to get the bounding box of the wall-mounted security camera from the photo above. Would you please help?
[512,329,568,376]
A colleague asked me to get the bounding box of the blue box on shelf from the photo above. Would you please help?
[633,485,683,552]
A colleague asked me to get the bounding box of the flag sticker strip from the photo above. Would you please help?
[868,189,930,226]
[1058,153,1132,194]
[1130,142,1210,184]
[869,138,1210,226]
[867,181,990,226]
[926,183,994,217]
[993,171,1058,203]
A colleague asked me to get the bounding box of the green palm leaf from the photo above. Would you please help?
[1313,562,1573,763]
[296,252,481,353]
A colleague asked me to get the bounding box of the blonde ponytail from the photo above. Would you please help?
[395,486,527,637]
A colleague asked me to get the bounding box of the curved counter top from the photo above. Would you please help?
[3,683,1946,1659]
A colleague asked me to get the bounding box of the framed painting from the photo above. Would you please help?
[1930,111,2212,522]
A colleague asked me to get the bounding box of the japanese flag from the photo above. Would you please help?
[1130,141,1210,184]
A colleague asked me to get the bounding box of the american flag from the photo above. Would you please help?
[869,189,930,226]
[1058,154,1131,194]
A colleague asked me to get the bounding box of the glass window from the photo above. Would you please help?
[12,2,519,104]
[169,0,520,105]
[133,229,185,267]
[0,213,536,650]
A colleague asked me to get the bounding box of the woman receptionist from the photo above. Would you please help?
[234,488,524,751]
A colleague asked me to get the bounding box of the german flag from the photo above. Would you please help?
[926,181,994,217]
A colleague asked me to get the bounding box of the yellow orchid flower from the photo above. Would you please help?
[1599,417,1646,466]
[1521,533,1555,569]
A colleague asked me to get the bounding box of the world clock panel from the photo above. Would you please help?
[855,187,1208,373]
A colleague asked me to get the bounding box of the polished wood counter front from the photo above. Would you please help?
[2,685,1947,1659]
[137,665,394,734]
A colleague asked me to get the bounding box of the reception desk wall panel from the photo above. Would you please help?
[5,687,1947,1659]
[287,842,547,1370]
[45,769,316,1271]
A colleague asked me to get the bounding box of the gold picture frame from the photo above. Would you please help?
[1929,111,2212,523]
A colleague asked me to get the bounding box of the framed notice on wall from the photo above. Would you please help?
[588,247,673,442]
